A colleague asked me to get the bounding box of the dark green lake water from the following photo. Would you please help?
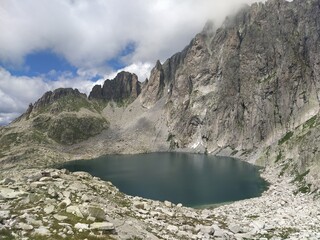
[60,152,268,207]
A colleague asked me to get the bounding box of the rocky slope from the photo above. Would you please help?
[1,167,320,240]
[1,0,320,188]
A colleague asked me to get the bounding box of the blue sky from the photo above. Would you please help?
[0,0,261,125]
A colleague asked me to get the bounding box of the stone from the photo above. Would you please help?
[229,223,241,233]
[251,221,265,231]
[62,191,71,199]
[34,226,51,236]
[44,205,55,214]
[72,171,92,179]
[74,223,89,230]
[81,194,90,202]
[59,198,71,208]
[200,225,214,235]
[0,188,26,199]
[90,222,114,231]
[15,222,34,230]
[0,178,15,185]
[39,177,52,182]
[164,201,172,208]
[27,172,43,182]
[66,205,84,218]
[53,214,68,221]
[0,210,10,220]
[30,182,46,188]
[167,225,179,233]
[69,182,88,191]
[48,187,57,197]
[87,206,105,221]
[133,201,145,210]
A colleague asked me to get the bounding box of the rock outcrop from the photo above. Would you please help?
[33,88,87,111]
[89,71,141,103]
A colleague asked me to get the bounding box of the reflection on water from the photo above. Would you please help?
[60,152,269,207]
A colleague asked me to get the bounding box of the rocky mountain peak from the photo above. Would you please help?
[33,88,86,110]
[89,71,141,103]
[140,60,165,108]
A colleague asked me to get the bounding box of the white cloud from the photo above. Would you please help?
[0,0,265,69]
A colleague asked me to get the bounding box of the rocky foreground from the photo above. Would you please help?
[0,167,320,240]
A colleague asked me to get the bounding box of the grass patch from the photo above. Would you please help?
[303,115,317,129]
[0,132,21,151]
[247,214,259,219]
[42,114,108,145]
[36,94,98,114]
[279,162,290,177]
[292,169,310,183]
[231,150,239,156]
[0,229,15,239]
[275,151,283,163]
[294,184,311,194]
[278,131,293,145]
[278,227,299,238]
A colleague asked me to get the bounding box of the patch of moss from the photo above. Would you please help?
[278,131,293,145]
[303,115,317,129]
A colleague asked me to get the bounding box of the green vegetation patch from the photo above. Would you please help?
[278,131,293,145]
[47,115,108,145]
[303,115,317,129]
[292,169,310,183]
[36,95,100,114]
[275,151,283,163]
[278,227,299,239]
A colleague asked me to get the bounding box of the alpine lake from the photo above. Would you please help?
[59,152,269,208]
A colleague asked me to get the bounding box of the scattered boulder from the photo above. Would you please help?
[90,222,114,231]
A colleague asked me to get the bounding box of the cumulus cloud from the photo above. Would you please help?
[0,0,266,125]
[0,0,265,69]
[0,67,95,125]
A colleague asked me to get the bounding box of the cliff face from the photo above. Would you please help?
[89,71,141,103]
[141,0,320,155]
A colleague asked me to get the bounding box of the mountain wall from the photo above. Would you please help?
[141,0,320,156]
